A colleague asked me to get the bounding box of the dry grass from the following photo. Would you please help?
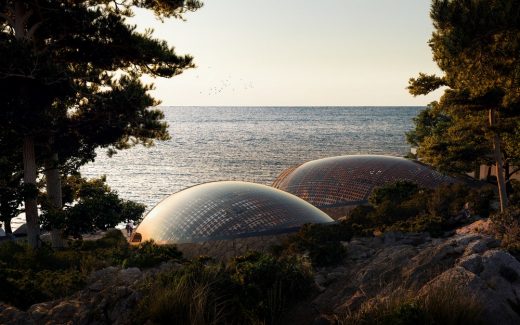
[339,283,484,325]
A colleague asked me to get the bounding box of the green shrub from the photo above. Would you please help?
[135,252,313,324]
[369,181,420,206]
[0,231,183,309]
[41,175,146,239]
[277,222,354,267]
[125,240,182,268]
[229,251,313,322]
[347,181,494,237]
[491,205,520,257]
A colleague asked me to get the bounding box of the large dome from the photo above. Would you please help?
[272,155,456,208]
[134,181,333,244]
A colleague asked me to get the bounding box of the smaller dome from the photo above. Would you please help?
[273,155,456,208]
[135,181,333,244]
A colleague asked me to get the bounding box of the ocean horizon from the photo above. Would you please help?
[12,106,423,230]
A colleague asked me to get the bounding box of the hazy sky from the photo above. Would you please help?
[131,0,443,106]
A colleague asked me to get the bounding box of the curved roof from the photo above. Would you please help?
[272,155,456,208]
[135,181,333,244]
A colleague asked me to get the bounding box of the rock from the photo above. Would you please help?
[458,253,484,275]
[48,300,81,321]
[312,314,336,325]
[0,303,31,325]
[343,243,375,260]
[464,237,500,256]
[314,274,327,287]
[2,228,519,325]
[423,248,520,325]
[306,231,520,324]
[396,232,431,246]
[382,231,404,245]
[118,267,141,284]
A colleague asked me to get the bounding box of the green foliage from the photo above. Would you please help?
[229,251,313,321]
[0,0,202,248]
[407,73,446,96]
[408,0,520,211]
[135,252,313,324]
[125,240,182,269]
[429,0,520,106]
[406,97,519,176]
[275,222,354,267]
[491,205,520,257]
[348,181,494,236]
[369,181,420,206]
[41,174,145,238]
[0,230,182,309]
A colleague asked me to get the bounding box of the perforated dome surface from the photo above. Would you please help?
[135,181,333,244]
[272,155,456,208]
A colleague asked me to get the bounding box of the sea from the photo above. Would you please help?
[11,106,423,230]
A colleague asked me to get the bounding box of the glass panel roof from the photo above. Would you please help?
[273,155,456,208]
[136,181,333,244]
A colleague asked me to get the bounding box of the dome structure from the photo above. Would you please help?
[272,155,457,208]
[134,181,333,244]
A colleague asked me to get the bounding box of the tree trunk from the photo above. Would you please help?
[4,219,12,234]
[23,135,40,248]
[45,152,66,248]
[488,109,508,212]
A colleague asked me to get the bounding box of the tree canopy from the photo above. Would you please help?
[0,0,202,246]
[408,0,520,211]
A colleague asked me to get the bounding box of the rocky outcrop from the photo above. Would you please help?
[0,266,145,325]
[306,229,520,325]
[2,221,519,325]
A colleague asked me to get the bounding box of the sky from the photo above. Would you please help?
[131,0,444,106]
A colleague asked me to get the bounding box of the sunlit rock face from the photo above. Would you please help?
[134,181,333,244]
[272,155,456,208]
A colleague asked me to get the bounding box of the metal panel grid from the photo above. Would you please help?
[272,155,456,208]
[136,181,333,244]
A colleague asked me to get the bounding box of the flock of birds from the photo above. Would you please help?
[196,69,255,96]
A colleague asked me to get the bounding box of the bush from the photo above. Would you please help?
[347,182,494,236]
[135,262,230,325]
[275,222,354,267]
[125,240,182,269]
[369,181,420,206]
[41,175,146,239]
[0,240,89,308]
[135,252,313,324]
[491,205,520,257]
[0,231,183,309]
[229,251,313,322]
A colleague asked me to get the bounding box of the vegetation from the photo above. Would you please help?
[347,181,494,237]
[408,0,520,212]
[40,174,145,239]
[134,251,313,325]
[406,98,519,193]
[0,230,181,309]
[272,222,355,267]
[0,0,202,248]
[340,284,484,325]
[491,205,520,258]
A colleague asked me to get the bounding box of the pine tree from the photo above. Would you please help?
[0,0,202,247]
[409,0,520,212]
